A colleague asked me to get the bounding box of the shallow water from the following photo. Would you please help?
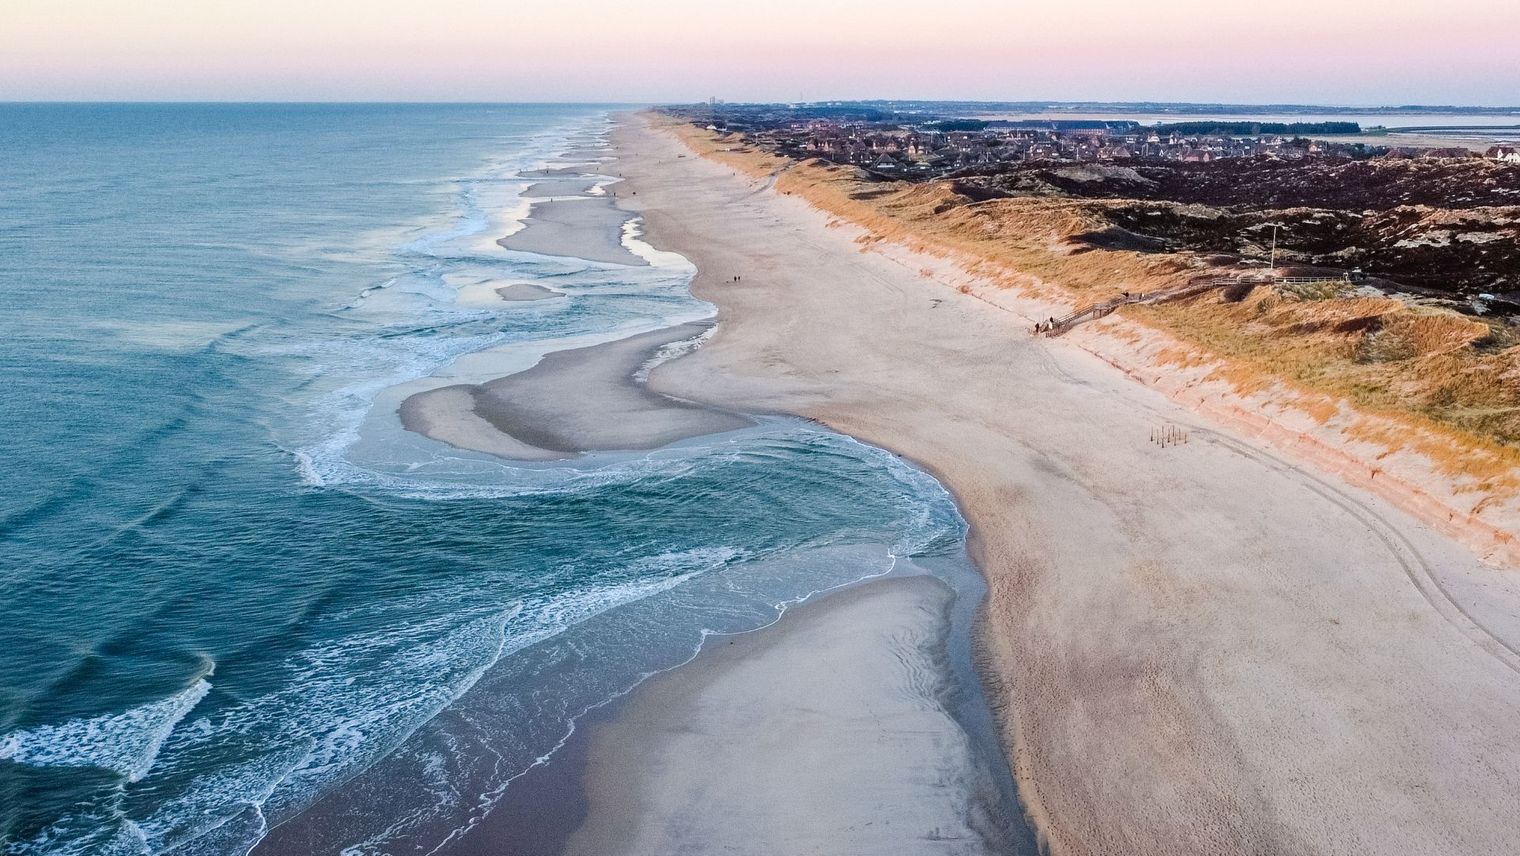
[0,105,1002,854]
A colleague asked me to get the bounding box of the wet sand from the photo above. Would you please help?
[498,198,647,266]
[523,177,604,197]
[521,166,595,178]
[445,274,564,306]
[400,323,751,460]
[612,113,1520,855]
[565,576,1012,856]
[495,283,563,301]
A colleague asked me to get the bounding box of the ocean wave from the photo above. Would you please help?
[125,549,739,855]
[4,545,748,856]
[0,679,211,783]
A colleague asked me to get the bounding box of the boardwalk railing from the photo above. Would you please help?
[1037,272,1358,336]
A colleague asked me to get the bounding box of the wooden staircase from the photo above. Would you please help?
[1037,272,1349,336]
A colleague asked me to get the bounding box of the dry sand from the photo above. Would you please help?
[498,198,647,266]
[605,113,1520,855]
[565,576,1012,856]
[400,323,751,460]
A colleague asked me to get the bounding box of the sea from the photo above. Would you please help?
[0,105,999,854]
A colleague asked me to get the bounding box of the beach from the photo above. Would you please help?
[8,104,1518,856]
[608,112,1520,854]
[399,322,753,460]
[370,117,1034,854]
[565,576,1010,856]
[498,197,648,266]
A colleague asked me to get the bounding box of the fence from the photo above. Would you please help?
[1038,272,1361,335]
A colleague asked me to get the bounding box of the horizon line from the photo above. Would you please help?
[3,99,1520,112]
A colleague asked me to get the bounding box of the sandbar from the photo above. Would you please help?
[498,198,647,266]
[523,178,603,197]
[400,323,752,460]
[521,166,594,179]
[495,283,563,301]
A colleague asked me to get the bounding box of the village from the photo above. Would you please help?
[676,104,1520,181]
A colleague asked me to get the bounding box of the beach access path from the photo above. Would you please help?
[614,113,1520,855]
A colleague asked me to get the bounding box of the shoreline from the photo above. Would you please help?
[368,113,1027,854]
[619,111,1520,854]
[403,563,1029,856]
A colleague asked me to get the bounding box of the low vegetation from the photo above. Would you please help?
[663,116,1520,491]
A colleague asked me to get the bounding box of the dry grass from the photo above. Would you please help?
[1130,290,1520,486]
[1133,291,1518,426]
[766,163,1190,305]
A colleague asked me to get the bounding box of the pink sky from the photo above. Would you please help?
[3,0,1517,104]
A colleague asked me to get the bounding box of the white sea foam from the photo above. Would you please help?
[109,548,742,856]
[280,112,711,494]
[0,679,211,783]
[633,323,718,383]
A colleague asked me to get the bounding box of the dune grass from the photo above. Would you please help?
[662,116,1520,495]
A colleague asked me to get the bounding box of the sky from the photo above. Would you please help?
[3,0,1517,105]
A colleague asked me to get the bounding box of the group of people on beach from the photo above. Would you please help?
[1033,290,1147,334]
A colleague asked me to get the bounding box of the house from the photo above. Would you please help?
[1028,142,1062,160]
[867,153,908,174]
[1422,147,1477,159]
[1487,145,1520,164]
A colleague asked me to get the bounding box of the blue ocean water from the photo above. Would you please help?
[0,104,969,854]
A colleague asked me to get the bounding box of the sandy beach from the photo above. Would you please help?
[565,576,1016,856]
[400,322,753,460]
[382,122,1035,854]
[608,113,1520,854]
[498,197,647,266]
